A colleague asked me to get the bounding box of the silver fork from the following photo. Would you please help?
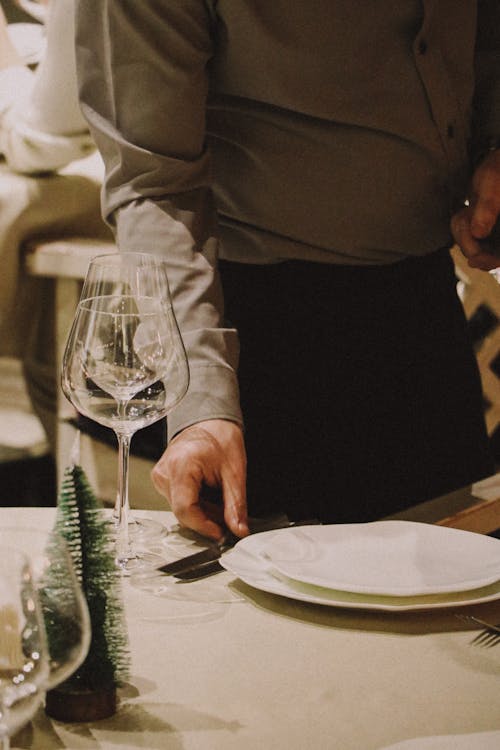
[456,614,500,647]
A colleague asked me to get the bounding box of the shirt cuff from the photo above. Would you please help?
[167,364,243,441]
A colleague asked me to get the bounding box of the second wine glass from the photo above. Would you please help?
[0,528,91,692]
[0,548,49,750]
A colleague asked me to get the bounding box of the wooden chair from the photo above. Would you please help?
[24,236,166,510]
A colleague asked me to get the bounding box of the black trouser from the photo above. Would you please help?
[219,248,494,523]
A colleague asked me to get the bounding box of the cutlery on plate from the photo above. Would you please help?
[157,516,319,579]
[456,614,500,647]
[471,628,500,648]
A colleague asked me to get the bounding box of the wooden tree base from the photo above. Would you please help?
[45,686,117,722]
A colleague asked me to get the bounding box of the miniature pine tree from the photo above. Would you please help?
[49,455,130,696]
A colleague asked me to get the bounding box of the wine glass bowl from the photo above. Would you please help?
[0,548,49,749]
[62,295,187,434]
[0,528,91,693]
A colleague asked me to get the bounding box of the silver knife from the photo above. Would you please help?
[174,558,227,581]
[157,533,236,576]
[157,516,319,579]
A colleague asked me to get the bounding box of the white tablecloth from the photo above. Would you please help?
[3,507,500,750]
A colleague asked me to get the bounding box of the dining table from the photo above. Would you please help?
[2,504,499,750]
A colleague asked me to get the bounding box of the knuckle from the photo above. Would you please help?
[150,462,165,486]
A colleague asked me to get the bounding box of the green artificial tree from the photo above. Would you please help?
[44,454,130,722]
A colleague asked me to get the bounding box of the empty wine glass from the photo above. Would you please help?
[76,251,188,543]
[0,528,91,692]
[0,548,49,750]
[62,288,189,574]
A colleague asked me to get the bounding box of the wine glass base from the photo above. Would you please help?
[128,568,245,603]
[115,550,166,577]
[109,515,169,543]
[129,516,169,541]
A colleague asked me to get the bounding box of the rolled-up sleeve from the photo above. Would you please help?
[75,0,242,438]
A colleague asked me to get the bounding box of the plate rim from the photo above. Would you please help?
[238,520,500,597]
[220,550,500,612]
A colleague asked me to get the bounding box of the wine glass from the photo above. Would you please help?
[0,528,91,692]
[0,548,49,750]
[61,290,189,574]
[77,251,187,543]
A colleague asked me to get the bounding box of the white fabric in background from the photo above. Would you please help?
[7,21,45,64]
[0,109,95,173]
[0,65,33,116]
[0,1,95,174]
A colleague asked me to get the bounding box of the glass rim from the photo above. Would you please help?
[77,294,173,313]
[88,251,169,266]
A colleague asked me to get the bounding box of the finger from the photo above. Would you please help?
[470,199,498,240]
[198,498,225,527]
[178,506,223,540]
[171,476,224,540]
[451,212,483,260]
[221,471,249,538]
[469,154,500,238]
[466,251,500,271]
[151,458,224,539]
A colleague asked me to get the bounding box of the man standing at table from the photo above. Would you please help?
[75,1,499,539]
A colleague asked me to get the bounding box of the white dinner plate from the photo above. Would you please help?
[237,521,500,596]
[379,731,500,749]
[219,523,500,611]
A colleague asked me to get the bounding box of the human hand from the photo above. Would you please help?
[451,149,500,271]
[151,419,249,541]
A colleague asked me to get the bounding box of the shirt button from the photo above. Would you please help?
[418,39,428,55]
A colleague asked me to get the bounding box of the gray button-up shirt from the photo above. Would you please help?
[75,0,500,436]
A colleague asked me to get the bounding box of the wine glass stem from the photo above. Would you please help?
[115,430,133,567]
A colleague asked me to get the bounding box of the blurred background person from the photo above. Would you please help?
[0,0,94,174]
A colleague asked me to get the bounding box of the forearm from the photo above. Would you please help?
[75,0,242,437]
[113,194,243,439]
